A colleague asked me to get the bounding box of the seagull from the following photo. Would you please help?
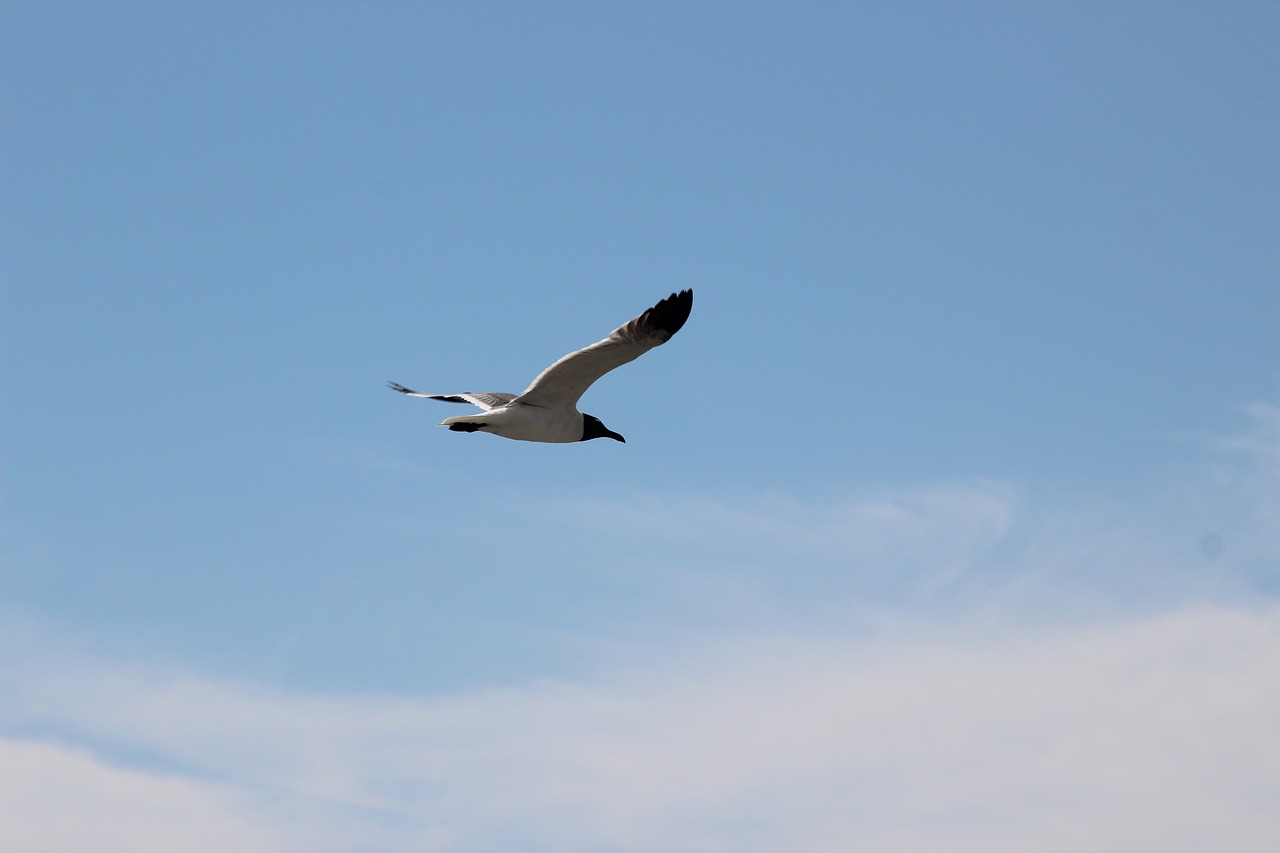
[388,289,693,443]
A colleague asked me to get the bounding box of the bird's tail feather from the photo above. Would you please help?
[440,414,490,430]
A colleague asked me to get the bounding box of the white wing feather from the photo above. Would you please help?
[386,383,516,411]
[515,290,693,410]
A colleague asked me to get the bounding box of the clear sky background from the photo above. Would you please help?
[3,2,1279,851]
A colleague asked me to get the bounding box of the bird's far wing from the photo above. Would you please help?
[514,289,693,410]
[387,383,516,411]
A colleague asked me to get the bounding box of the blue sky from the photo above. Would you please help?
[3,2,1279,851]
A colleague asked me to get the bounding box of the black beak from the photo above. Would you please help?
[607,430,626,443]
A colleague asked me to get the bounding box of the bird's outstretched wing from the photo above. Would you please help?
[514,289,693,410]
[387,383,516,411]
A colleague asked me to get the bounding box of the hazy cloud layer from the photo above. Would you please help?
[4,604,1280,853]
[3,405,1278,852]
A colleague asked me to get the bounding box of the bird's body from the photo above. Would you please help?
[389,289,693,444]
[437,400,593,443]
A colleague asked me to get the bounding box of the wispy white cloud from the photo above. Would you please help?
[527,481,1019,630]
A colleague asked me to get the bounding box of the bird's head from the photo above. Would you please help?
[581,414,625,443]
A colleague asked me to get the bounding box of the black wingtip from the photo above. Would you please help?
[388,381,415,395]
[645,289,693,338]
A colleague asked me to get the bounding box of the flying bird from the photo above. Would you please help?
[388,289,693,443]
